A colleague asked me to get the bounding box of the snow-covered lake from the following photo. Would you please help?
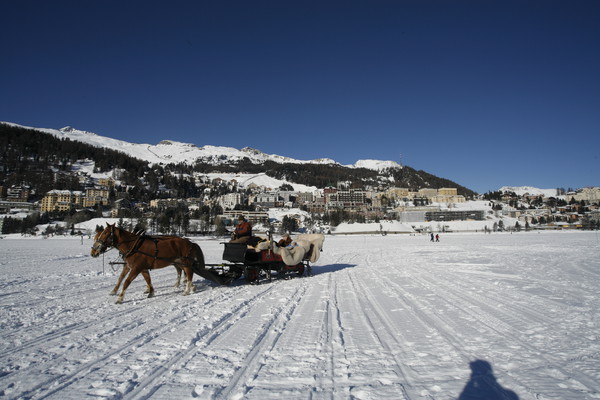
[1,231,599,399]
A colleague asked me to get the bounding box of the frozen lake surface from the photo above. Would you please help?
[1,231,599,399]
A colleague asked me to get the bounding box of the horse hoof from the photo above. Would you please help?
[147,292,154,298]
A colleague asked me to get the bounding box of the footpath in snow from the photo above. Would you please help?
[0,231,599,399]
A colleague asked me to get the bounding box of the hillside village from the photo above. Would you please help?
[1,170,599,236]
[1,123,598,235]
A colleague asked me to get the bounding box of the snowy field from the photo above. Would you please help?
[1,231,599,399]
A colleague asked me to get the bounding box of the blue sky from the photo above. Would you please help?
[2,1,599,194]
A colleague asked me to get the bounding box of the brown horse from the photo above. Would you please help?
[93,226,187,295]
[91,224,204,304]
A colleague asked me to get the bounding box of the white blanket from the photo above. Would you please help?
[270,233,325,266]
[296,234,325,263]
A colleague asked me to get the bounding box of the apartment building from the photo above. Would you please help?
[5,185,30,202]
[40,190,85,212]
[149,198,182,209]
[40,187,108,212]
[97,177,115,187]
[222,210,269,226]
[324,188,368,210]
[437,187,458,196]
[83,187,110,208]
[251,192,282,208]
[218,193,243,210]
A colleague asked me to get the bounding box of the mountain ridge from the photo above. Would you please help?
[1,121,476,196]
[3,122,400,171]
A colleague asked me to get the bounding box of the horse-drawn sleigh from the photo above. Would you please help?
[91,224,324,303]
[205,233,325,284]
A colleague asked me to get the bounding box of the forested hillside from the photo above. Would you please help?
[0,123,476,201]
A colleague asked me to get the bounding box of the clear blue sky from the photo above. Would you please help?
[2,1,599,194]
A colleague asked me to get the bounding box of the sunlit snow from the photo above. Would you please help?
[1,231,599,399]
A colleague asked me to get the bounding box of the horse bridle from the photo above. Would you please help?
[92,226,116,255]
[92,226,146,259]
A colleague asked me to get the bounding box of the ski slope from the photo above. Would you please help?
[0,231,599,399]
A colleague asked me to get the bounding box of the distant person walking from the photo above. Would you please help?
[430,233,434,242]
[436,234,440,242]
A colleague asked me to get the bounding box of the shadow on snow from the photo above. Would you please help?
[458,359,519,400]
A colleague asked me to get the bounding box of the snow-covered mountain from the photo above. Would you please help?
[4,122,401,171]
[499,186,558,197]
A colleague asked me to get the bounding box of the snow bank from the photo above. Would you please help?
[333,221,415,234]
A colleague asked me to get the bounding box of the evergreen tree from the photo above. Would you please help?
[280,216,298,234]
[214,220,227,237]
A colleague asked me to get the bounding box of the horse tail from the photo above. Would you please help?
[189,242,206,273]
[189,241,232,285]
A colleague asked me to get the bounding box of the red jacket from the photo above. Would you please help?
[234,221,252,237]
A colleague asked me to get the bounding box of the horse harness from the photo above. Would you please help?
[96,226,194,269]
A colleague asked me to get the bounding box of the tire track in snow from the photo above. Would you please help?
[385,268,537,396]
[415,268,558,337]
[347,250,473,398]
[0,272,208,359]
[385,262,549,397]
[0,266,192,349]
[340,253,420,399]
[287,244,420,398]
[408,269,600,398]
[212,282,309,399]
[311,271,352,399]
[1,282,266,399]
[384,254,600,399]
[151,279,309,399]
[425,265,566,327]
[118,283,281,399]
[226,273,339,398]
[7,315,187,400]
[0,306,136,359]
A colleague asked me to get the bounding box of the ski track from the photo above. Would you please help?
[0,233,599,399]
[387,236,600,399]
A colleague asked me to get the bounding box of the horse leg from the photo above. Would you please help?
[116,268,142,304]
[141,270,154,297]
[182,266,195,295]
[174,266,182,288]
[111,264,130,295]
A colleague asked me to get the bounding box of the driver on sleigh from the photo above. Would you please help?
[230,215,253,244]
